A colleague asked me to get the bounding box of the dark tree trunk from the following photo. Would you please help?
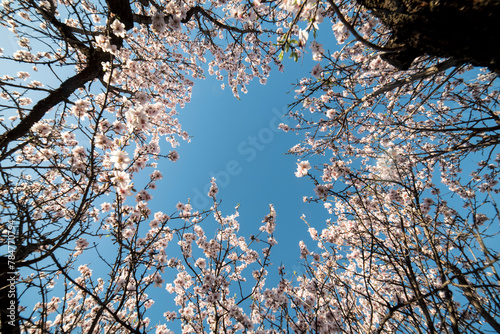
[106,0,134,29]
[357,0,500,72]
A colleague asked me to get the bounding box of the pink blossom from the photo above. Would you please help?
[75,238,89,250]
[31,122,51,136]
[168,150,179,162]
[311,64,322,78]
[112,171,131,188]
[111,150,131,170]
[111,19,126,37]
[295,160,311,177]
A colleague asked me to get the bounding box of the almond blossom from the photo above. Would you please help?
[1,0,499,333]
[295,160,311,177]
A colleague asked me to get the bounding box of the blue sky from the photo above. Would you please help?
[154,55,330,270]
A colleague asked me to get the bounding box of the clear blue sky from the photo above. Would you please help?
[154,55,331,271]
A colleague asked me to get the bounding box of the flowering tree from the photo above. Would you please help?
[0,0,281,332]
[277,0,500,332]
[1,0,500,333]
[0,0,278,265]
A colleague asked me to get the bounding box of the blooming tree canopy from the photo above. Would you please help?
[0,0,280,265]
[0,0,280,331]
[1,0,499,333]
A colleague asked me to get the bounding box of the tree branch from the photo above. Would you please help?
[132,6,258,34]
[341,58,460,117]
[448,264,500,333]
[0,50,108,154]
[327,0,402,53]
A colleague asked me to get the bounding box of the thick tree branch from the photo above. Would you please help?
[106,0,134,30]
[356,0,500,72]
[32,0,92,56]
[0,50,108,153]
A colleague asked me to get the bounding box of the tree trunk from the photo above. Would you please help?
[357,0,500,72]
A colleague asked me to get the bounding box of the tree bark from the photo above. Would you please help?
[357,0,500,72]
